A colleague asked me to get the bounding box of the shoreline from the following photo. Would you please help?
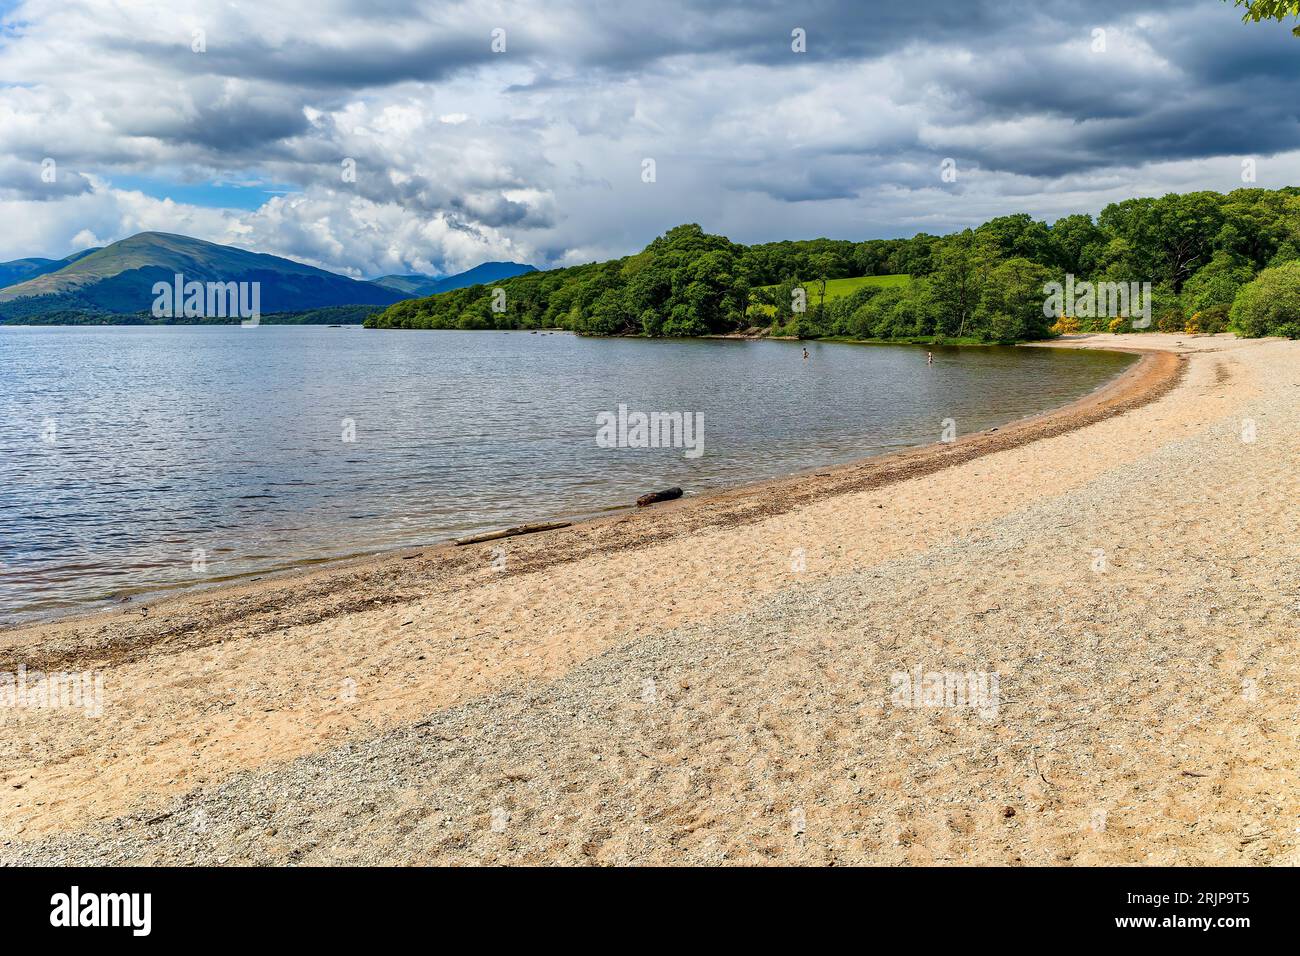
[4,332,1296,864]
[1,342,1177,654]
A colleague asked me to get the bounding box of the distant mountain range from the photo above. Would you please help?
[0,248,100,288]
[0,233,537,323]
[372,261,536,297]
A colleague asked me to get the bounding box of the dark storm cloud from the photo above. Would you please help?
[128,99,312,152]
[893,2,1300,175]
[101,29,493,91]
[55,0,1300,181]
[699,0,1300,187]
[3,0,1299,270]
[83,1,1184,92]
[0,158,94,200]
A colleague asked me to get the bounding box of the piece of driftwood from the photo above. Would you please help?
[636,487,683,507]
[453,521,571,546]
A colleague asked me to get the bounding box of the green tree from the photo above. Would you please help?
[930,232,995,337]
[894,234,937,277]
[1182,252,1254,313]
[362,187,1300,343]
[1098,192,1224,293]
[583,287,631,335]
[1227,0,1300,35]
[812,252,835,309]
[771,277,804,325]
[976,258,1054,341]
[1229,260,1300,337]
[1214,188,1300,268]
[977,214,1054,263]
[1049,213,1108,275]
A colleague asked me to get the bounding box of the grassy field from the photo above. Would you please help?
[786,274,909,301]
[750,273,910,319]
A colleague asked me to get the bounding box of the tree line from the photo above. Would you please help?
[367,186,1300,341]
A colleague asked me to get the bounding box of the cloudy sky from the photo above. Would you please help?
[0,0,1297,277]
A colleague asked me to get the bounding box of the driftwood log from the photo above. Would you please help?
[636,487,683,507]
[453,521,571,546]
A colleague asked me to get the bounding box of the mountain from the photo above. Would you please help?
[0,248,100,289]
[373,261,536,297]
[372,274,443,296]
[435,261,537,291]
[0,232,407,321]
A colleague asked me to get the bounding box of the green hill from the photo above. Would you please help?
[746,274,911,321]
[372,274,442,296]
[369,187,1300,342]
[0,232,406,321]
[0,249,99,290]
[782,274,910,299]
[752,274,910,312]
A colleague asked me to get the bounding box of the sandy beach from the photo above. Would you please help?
[2,332,1296,865]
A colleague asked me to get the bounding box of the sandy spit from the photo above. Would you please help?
[1,332,1296,865]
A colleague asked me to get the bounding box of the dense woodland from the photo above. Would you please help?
[368,187,1300,342]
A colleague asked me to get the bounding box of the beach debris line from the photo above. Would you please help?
[453,522,571,546]
[636,487,684,507]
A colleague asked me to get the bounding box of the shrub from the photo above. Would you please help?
[1050,316,1080,334]
[639,308,664,336]
[982,311,1024,343]
[1230,260,1300,338]
[1181,253,1253,314]
[1198,304,1230,334]
[1155,308,1184,333]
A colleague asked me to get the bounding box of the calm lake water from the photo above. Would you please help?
[0,326,1136,621]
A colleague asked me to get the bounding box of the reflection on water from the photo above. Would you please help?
[0,326,1135,620]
